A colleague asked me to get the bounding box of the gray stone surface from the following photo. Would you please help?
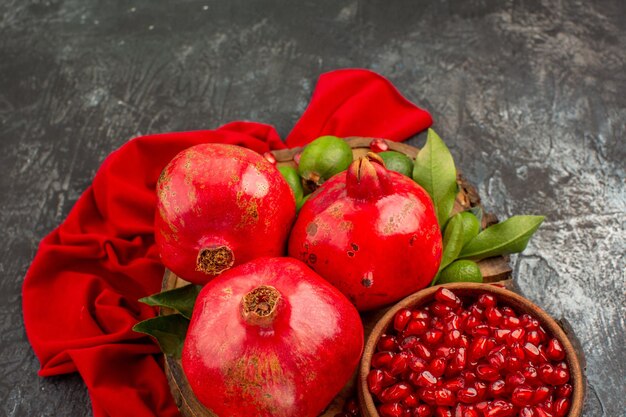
[0,0,624,416]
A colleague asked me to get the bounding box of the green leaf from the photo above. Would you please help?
[413,129,457,227]
[470,206,484,231]
[139,284,202,319]
[459,215,545,260]
[438,213,465,273]
[133,314,190,359]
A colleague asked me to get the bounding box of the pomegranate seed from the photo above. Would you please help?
[523,343,541,361]
[522,366,539,385]
[502,315,521,328]
[400,336,420,351]
[403,393,419,408]
[448,348,467,373]
[413,309,430,320]
[372,352,395,369]
[538,364,555,384]
[494,329,511,343]
[414,371,438,388]
[506,371,526,388]
[381,370,398,387]
[519,407,535,417]
[444,376,466,391]
[501,307,517,317]
[489,379,507,396]
[434,346,454,359]
[475,401,489,412]
[431,317,445,331]
[509,343,526,360]
[409,356,428,372]
[405,319,429,336]
[546,339,566,361]
[476,364,500,381]
[434,406,453,417]
[444,314,462,332]
[469,336,489,360]
[553,397,570,417]
[541,396,554,412]
[457,387,479,403]
[463,409,479,417]
[389,352,410,375]
[445,330,463,347]
[505,356,523,372]
[379,334,399,352]
[415,343,433,360]
[512,385,535,406]
[532,386,552,404]
[370,138,389,153]
[379,402,405,417]
[262,151,277,164]
[473,381,488,399]
[368,369,385,394]
[485,400,514,417]
[551,367,570,386]
[507,328,526,343]
[431,302,454,317]
[381,383,412,403]
[533,407,554,417]
[460,370,476,384]
[435,388,456,406]
[293,152,302,165]
[526,330,542,346]
[465,315,481,330]
[418,388,437,405]
[394,308,413,332]
[429,358,448,377]
[555,383,572,398]
[488,351,506,369]
[458,335,470,349]
[415,404,434,417]
[471,324,491,337]
[425,329,444,345]
[343,398,359,415]
[435,288,461,306]
[485,307,503,326]
[477,293,497,308]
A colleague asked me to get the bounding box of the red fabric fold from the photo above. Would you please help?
[22,69,432,417]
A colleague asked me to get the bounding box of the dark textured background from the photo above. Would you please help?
[1,0,624,416]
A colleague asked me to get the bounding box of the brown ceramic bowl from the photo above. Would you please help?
[358,283,585,417]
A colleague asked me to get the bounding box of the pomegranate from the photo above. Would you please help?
[288,152,442,311]
[367,288,574,417]
[155,144,295,284]
[182,257,364,417]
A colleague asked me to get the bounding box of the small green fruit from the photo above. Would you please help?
[437,260,483,284]
[298,136,353,189]
[459,211,481,247]
[379,151,414,177]
[278,165,304,206]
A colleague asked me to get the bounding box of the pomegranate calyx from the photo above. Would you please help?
[196,245,234,275]
[346,152,389,201]
[241,285,282,327]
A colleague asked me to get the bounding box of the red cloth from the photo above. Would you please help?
[22,69,432,417]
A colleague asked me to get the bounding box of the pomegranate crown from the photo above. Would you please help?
[346,152,390,200]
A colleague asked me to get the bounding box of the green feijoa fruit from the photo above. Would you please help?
[278,165,304,204]
[379,151,414,177]
[298,136,353,187]
[437,260,483,284]
[459,211,481,248]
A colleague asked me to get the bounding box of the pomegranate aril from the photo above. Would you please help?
[501,307,517,317]
[414,371,438,388]
[546,339,566,361]
[457,387,479,403]
[435,388,456,406]
[415,342,433,360]
[494,329,512,343]
[412,309,431,320]
[381,370,398,387]
[394,308,413,332]
[490,379,507,396]
[519,407,535,417]
[526,330,542,346]
[538,364,555,384]
[444,314,462,332]
[469,336,489,360]
[488,351,506,369]
[418,388,437,405]
[503,316,521,328]
[532,386,552,404]
[434,406,453,417]
[368,369,385,395]
[403,393,419,408]
[522,366,539,385]
[445,330,462,347]
[510,343,525,360]
[458,335,470,349]
[473,381,488,399]
[389,352,410,375]
[533,407,554,417]
[511,385,535,406]
[431,302,454,317]
[505,356,523,372]
[507,328,526,343]
[462,408,480,417]
[477,293,497,308]
[405,319,429,336]
[425,329,444,345]
[400,336,420,351]
[476,364,500,381]
[485,400,515,417]
[429,358,448,377]
[506,371,526,388]
[379,334,399,352]
[381,383,412,403]
[372,351,395,369]
[370,138,390,153]
[409,356,428,372]
[550,367,570,386]
[379,402,405,417]
[434,346,454,359]
[431,317,445,331]
[471,324,491,337]
[485,307,503,326]
[262,151,277,165]
[464,316,481,331]
[444,376,466,391]
[475,401,489,413]
[468,304,484,318]
[523,343,541,361]
[415,404,434,417]
[293,151,302,165]
[343,398,359,415]
[553,397,570,417]
[555,383,572,398]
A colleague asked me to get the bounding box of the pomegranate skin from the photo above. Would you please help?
[156,144,295,284]
[182,257,364,417]
[288,153,442,311]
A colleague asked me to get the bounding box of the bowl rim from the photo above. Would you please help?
[358,282,585,417]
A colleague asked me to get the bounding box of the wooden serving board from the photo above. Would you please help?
[161,138,513,417]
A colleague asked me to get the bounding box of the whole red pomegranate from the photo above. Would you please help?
[155,144,295,284]
[288,153,442,311]
[182,257,364,417]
